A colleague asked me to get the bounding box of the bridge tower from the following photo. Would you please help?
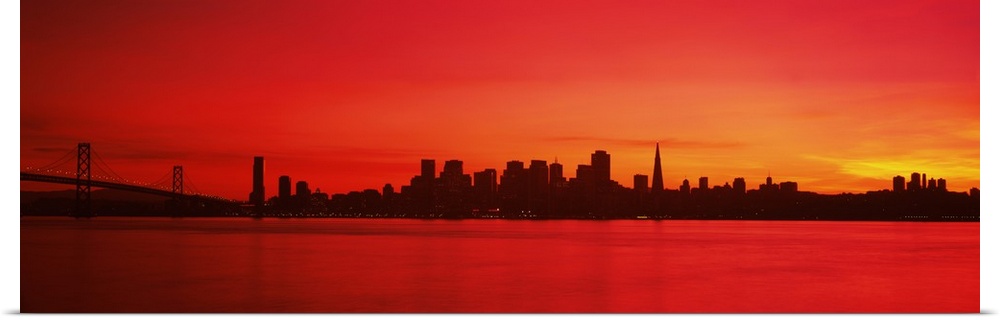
[74,142,92,218]
[169,165,185,217]
[172,166,183,195]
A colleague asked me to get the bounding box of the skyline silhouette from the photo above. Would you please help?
[230,143,977,221]
[20,141,980,220]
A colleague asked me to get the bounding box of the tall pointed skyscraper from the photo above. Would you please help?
[651,143,664,193]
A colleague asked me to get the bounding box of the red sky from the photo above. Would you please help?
[20,0,979,200]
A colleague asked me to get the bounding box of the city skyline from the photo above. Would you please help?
[21,0,979,199]
[186,142,974,221]
[248,144,976,204]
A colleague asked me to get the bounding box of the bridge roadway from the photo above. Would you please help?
[20,172,239,204]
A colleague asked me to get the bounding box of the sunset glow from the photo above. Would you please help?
[21,0,979,199]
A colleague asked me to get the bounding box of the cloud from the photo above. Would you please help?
[802,153,980,183]
[545,136,744,149]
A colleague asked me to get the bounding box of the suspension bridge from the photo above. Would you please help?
[21,142,242,217]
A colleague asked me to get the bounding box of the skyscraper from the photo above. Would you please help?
[473,168,498,212]
[296,181,309,197]
[528,160,549,214]
[421,159,436,180]
[474,169,498,194]
[549,162,564,185]
[575,164,595,192]
[382,183,394,203]
[440,160,472,216]
[909,172,921,191]
[529,160,548,192]
[250,156,265,206]
[634,174,649,192]
[698,177,708,191]
[500,161,527,213]
[591,150,611,192]
[651,143,664,193]
[278,175,291,200]
[443,160,464,177]
[893,175,905,193]
[733,177,746,194]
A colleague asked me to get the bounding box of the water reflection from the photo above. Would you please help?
[21,217,979,312]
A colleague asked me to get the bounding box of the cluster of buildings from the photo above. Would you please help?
[244,144,979,220]
[892,172,948,192]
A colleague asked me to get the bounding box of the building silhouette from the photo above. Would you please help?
[779,181,798,193]
[382,183,394,213]
[760,174,778,192]
[733,177,746,195]
[698,177,708,191]
[278,175,291,200]
[549,161,565,186]
[909,172,921,191]
[443,160,463,176]
[893,175,905,193]
[249,156,265,206]
[529,160,549,195]
[422,159,435,181]
[592,151,611,192]
[474,168,498,213]
[296,181,309,198]
[411,159,436,213]
[651,143,664,193]
[634,174,649,193]
[439,160,472,216]
[500,161,527,214]
[529,160,549,215]
[574,164,596,215]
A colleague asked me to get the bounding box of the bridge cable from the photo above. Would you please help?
[88,157,119,183]
[28,148,76,172]
[90,149,130,183]
[149,170,173,188]
[183,174,204,195]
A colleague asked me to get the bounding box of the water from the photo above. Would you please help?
[20,217,979,313]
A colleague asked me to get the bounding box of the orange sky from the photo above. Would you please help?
[20,0,979,200]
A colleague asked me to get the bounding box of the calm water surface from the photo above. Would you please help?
[21,217,978,312]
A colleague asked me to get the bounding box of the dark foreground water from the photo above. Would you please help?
[20,217,978,313]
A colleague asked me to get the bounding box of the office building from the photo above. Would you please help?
[633,174,649,192]
[733,177,746,194]
[278,175,291,200]
[549,162,564,185]
[296,181,309,197]
[893,175,905,193]
[651,143,664,193]
[421,159,436,180]
[250,156,265,206]
[591,150,611,193]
